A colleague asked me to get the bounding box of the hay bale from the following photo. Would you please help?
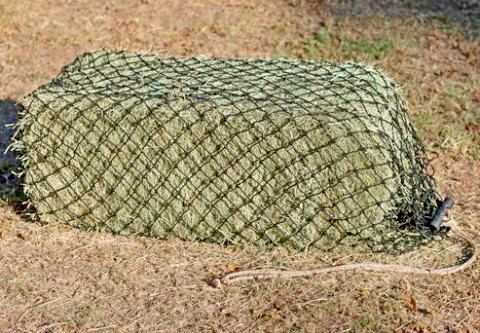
[12,50,439,252]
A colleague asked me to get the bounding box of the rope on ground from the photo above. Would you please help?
[210,220,478,288]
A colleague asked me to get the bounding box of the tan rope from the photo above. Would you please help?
[211,221,478,288]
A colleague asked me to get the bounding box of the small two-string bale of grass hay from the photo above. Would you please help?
[12,50,445,253]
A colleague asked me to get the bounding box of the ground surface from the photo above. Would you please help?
[0,0,479,332]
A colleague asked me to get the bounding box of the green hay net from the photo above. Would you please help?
[12,50,448,252]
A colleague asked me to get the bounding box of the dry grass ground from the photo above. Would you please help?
[0,0,479,332]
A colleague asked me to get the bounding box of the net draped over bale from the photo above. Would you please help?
[12,50,442,252]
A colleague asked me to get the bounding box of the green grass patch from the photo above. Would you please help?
[300,26,396,61]
[351,314,375,332]
[342,37,395,59]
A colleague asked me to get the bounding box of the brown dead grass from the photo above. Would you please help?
[0,0,479,332]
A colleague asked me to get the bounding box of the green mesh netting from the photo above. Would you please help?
[11,50,446,252]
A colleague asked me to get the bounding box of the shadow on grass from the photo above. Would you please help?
[312,0,480,38]
[0,99,26,205]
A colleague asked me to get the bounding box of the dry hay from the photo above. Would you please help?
[11,50,439,252]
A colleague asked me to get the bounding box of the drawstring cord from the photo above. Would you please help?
[211,220,478,288]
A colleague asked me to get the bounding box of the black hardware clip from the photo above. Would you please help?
[430,197,454,231]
